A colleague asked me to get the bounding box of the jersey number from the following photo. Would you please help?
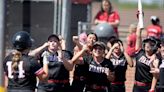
[6,61,25,78]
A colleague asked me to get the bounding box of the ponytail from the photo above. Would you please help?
[12,51,22,72]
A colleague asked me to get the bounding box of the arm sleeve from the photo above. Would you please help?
[41,51,49,65]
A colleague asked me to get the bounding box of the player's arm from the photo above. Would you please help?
[94,19,107,24]
[108,20,120,28]
[59,35,66,50]
[135,26,142,51]
[72,36,83,50]
[108,12,120,27]
[31,57,48,81]
[124,51,133,67]
[28,42,49,57]
[3,57,9,90]
[105,43,118,59]
[119,41,133,67]
[71,45,89,64]
[57,50,74,71]
[73,46,81,64]
[36,68,48,81]
[106,69,115,82]
[41,52,49,79]
[149,58,159,92]
[61,59,73,71]
[4,74,8,90]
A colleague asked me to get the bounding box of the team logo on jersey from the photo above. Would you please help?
[138,56,152,66]
[110,58,126,66]
[89,64,109,74]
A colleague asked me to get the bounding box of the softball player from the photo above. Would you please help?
[133,27,159,92]
[106,39,133,92]
[71,33,98,92]
[3,31,48,92]
[72,41,115,92]
[37,34,73,92]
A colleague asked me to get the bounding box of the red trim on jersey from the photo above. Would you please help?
[35,68,44,76]
[134,81,151,86]
[111,82,124,85]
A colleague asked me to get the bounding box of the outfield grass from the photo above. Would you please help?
[111,0,163,10]
[118,3,161,9]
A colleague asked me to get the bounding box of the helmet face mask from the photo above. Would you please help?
[12,31,32,51]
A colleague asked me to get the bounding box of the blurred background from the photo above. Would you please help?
[3,0,164,50]
[0,0,164,91]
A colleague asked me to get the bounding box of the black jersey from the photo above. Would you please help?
[74,64,89,78]
[135,49,153,83]
[3,53,43,90]
[42,50,71,80]
[159,59,164,86]
[38,50,72,91]
[74,54,90,78]
[83,56,114,86]
[110,54,127,82]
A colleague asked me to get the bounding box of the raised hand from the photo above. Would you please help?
[72,36,79,44]
[111,43,119,51]
[118,42,124,52]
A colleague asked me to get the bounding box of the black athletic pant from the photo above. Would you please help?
[111,84,125,92]
[37,83,70,92]
[71,79,86,92]
[133,84,151,92]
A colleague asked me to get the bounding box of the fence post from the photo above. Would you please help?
[0,0,6,91]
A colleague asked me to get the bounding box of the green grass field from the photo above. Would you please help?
[110,0,164,10]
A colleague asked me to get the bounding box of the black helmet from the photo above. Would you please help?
[151,16,160,25]
[12,31,32,51]
[142,36,158,53]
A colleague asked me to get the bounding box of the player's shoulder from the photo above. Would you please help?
[104,58,112,64]
[4,53,13,63]
[22,54,37,63]
[96,11,104,16]
[41,50,51,57]
[5,53,13,59]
